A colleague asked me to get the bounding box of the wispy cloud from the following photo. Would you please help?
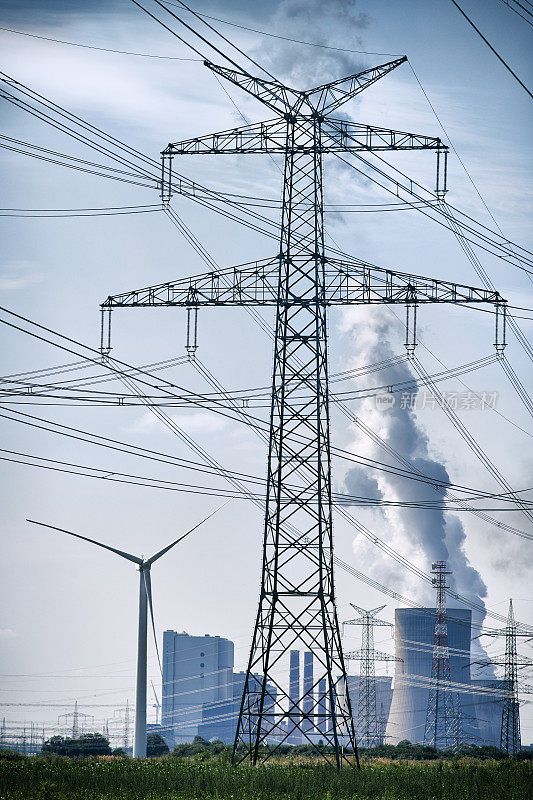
[128,410,227,435]
[0,262,43,291]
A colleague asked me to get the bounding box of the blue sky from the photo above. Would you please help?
[1,0,532,745]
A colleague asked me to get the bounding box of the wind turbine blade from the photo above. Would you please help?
[27,519,143,565]
[151,680,160,707]
[143,569,162,676]
[145,500,230,565]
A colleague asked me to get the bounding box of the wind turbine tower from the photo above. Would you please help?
[27,504,224,757]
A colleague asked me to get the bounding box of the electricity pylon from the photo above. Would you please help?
[424,561,463,750]
[474,599,533,755]
[100,57,506,766]
[58,701,92,740]
[343,604,398,747]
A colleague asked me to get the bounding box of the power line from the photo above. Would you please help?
[0,24,202,59]
[0,204,162,217]
[164,0,279,81]
[448,0,532,99]
[6,306,531,633]
[164,2,404,58]
[6,302,530,510]
[498,0,533,27]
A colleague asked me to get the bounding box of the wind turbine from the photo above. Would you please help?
[151,680,161,726]
[27,502,227,757]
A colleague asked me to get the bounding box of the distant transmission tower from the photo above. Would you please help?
[424,561,463,750]
[123,700,130,752]
[344,604,398,747]
[474,599,533,756]
[501,601,520,755]
[58,700,92,740]
[101,52,506,765]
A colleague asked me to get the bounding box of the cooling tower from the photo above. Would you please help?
[385,607,473,745]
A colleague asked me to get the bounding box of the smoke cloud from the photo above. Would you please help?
[254,0,369,86]
[339,306,494,672]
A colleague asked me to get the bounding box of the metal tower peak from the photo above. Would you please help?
[203,57,407,118]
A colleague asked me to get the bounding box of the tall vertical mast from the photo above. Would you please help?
[501,599,520,755]
[344,604,396,748]
[232,113,356,766]
[424,561,462,750]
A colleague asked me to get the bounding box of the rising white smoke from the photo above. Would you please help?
[253,0,369,86]
[339,306,494,671]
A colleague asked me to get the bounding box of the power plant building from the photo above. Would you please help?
[385,608,475,745]
[161,613,506,749]
[161,630,276,746]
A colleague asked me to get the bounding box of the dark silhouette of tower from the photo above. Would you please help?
[424,562,463,749]
[344,604,397,747]
[474,599,532,756]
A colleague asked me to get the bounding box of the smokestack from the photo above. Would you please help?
[289,650,300,742]
[303,652,314,733]
[317,677,327,735]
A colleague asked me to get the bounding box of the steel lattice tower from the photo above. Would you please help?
[501,600,521,755]
[344,604,398,748]
[474,599,532,756]
[101,55,507,766]
[423,561,463,749]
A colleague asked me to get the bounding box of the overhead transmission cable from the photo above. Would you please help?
[5,305,527,505]
[5,51,528,544]
[410,357,533,523]
[0,24,202,59]
[153,208,533,532]
[163,1,405,57]
[162,0,279,80]
[138,0,533,272]
[447,0,532,98]
[5,305,531,626]
[3,71,532,276]
[498,0,533,27]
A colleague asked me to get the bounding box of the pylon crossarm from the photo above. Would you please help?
[101,257,279,308]
[325,259,505,307]
[344,618,394,628]
[205,58,407,118]
[203,61,296,116]
[322,118,444,152]
[164,118,288,155]
[101,257,505,309]
[304,57,407,115]
[345,649,399,662]
[163,118,443,156]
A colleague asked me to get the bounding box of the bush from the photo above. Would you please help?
[146,734,169,757]
[41,733,111,757]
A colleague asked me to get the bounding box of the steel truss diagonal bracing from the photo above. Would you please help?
[424,561,463,750]
[101,57,507,766]
[344,604,399,748]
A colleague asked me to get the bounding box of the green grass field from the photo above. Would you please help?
[0,757,531,800]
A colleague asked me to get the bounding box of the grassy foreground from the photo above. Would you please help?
[0,757,531,800]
